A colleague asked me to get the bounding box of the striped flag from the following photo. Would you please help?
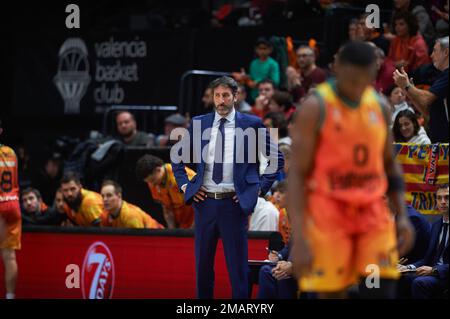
[394,143,449,215]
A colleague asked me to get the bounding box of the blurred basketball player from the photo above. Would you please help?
[288,42,415,299]
[0,119,21,299]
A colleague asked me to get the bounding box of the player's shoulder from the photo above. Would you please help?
[0,145,16,157]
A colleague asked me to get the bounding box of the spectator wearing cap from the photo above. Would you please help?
[233,37,280,102]
[156,113,187,147]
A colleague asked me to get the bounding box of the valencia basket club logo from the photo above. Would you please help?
[54,38,91,114]
[81,241,115,299]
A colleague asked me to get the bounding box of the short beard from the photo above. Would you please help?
[65,193,83,211]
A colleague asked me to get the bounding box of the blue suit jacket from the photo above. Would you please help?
[171,110,284,215]
[413,218,449,281]
[404,206,431,264]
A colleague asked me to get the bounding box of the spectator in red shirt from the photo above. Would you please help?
[387,10,431,73]
[287,46,327,104]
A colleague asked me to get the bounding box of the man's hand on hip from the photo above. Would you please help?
[193,186,207,202]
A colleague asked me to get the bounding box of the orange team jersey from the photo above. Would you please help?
[307,80,388,205]
[299,81,399,293]
[268,196,292,244]
[148,163,195,228]
[0,145,21,250]
[0,145,19,203]
[63,188,107,227]
[278,207,291,244]
[108,200,164,229]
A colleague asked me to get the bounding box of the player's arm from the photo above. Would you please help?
[287,94,321,277]
[380,97,415,257]
[83,201,103,227]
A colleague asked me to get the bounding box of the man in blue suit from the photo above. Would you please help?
[402,205,431,264]
[399,184,449,298]
[171,76,284,299]
[257,241,298,299]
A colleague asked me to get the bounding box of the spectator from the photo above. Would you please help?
[249,197,279,231]
[403,205,432,264]
[398,184,449,298]
[60,172,107,227]
[393,36,449,142]
[15,145,31,189]
[263,112,288,144]
[252,79,276,118]
[271,180,291,244]
[387,10,431,72]
[21,187,66,226]
[348,18,359,41]
[100,180,163,229]
[373,45,396,94]
[257,242,297,299]
[236,84,252,113]
[287,46,327,104]
[135,154,195,229]
[156,113,187,147]
[432,0,449,37]
[31,153,63,205]
[202,87,214,113]
[268,91,296,120]
[390,0,436,47]
[233,37,281,101]
[53,188,71,226]
[21,188,50,225]
[283,111,297,146]
[115,111,153,147]
[278,143,291,179]
[393,110,431,144]
[356,14,391,55]
[386,85,417,126]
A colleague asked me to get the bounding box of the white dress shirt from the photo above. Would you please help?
[202,108,236,193]
[249,197,279,231]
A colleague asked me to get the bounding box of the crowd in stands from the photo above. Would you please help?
[4,0,448,299]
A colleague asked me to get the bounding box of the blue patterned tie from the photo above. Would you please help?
[212,118,227,184]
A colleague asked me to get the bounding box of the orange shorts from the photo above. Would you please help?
[0,201,22,250]
[299,194,399,293]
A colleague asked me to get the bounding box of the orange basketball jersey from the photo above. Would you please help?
[307,81,388,205]
[0,145,19,202]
